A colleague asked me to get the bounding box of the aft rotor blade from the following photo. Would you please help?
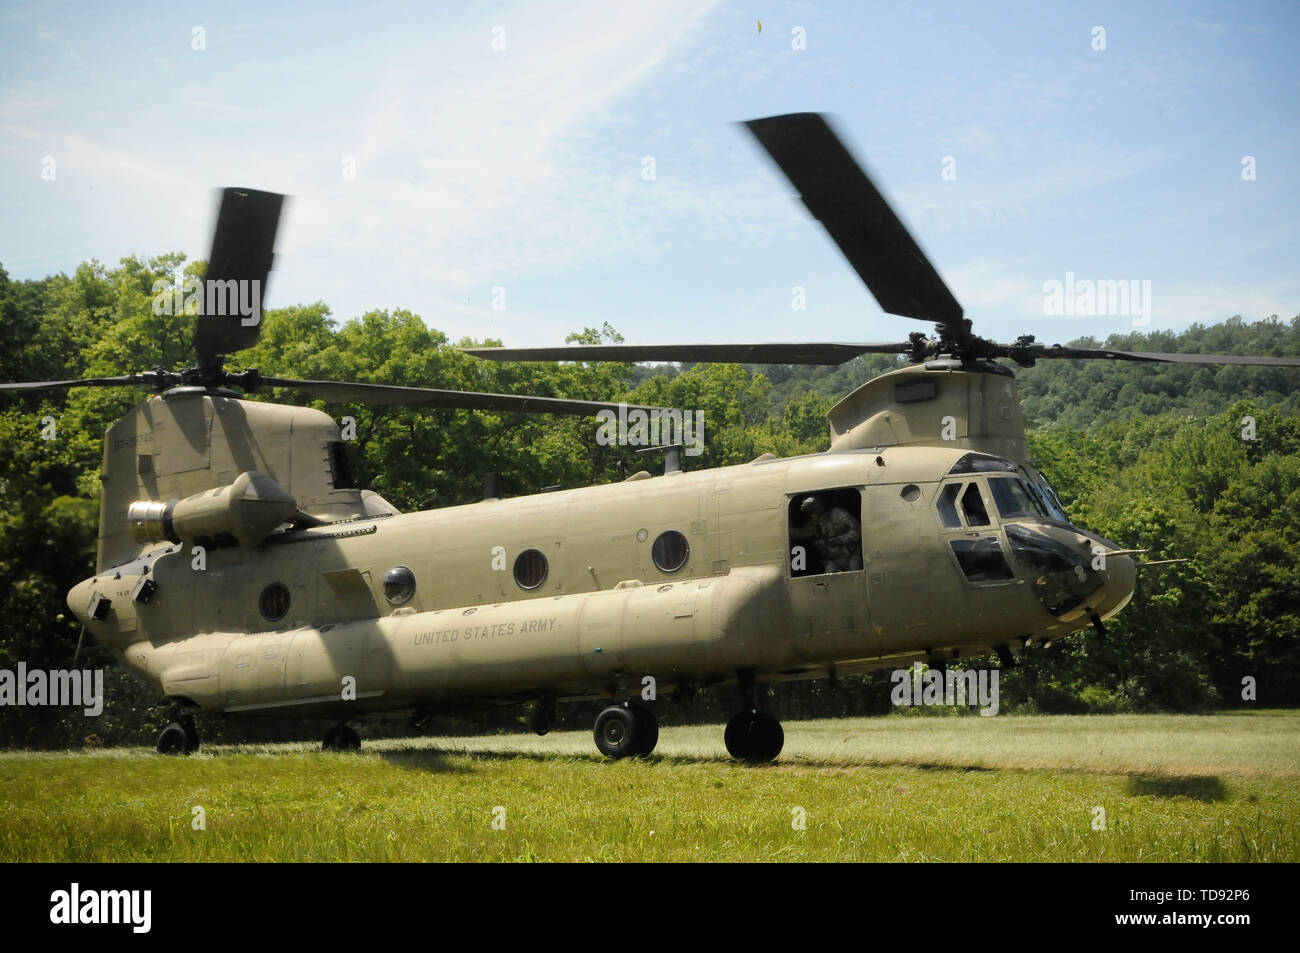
[461,342,914,365]
[0,374,153,393]
[194,188,286,368]
[1026,346,1300,366]
[256,377,667,416]
[743,113,966,339]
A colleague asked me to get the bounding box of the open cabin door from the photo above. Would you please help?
[785,486,870,661]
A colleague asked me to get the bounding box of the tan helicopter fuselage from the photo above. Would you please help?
[67,364,1136,721]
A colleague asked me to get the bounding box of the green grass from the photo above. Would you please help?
[2,711,1297,862]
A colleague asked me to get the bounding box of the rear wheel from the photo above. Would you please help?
[156,723,189,755]
[179,715,200,754]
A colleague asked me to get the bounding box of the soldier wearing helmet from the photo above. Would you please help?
[795,494,862,573]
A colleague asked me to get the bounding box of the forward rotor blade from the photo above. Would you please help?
[256,376,667,416]
[743,113,965,338]
[194,188,285,368]
[462,342,914,365]
[1026,346,1300,366]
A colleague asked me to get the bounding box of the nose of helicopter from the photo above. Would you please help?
[1091,549,1137,623]
[1003,523,1139,626]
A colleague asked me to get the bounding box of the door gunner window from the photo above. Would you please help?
[789,488,862,577]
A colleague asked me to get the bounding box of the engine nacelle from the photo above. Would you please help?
[127,471,298,549]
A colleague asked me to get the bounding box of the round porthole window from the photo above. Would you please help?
[514,548,549,590]
[900,483,921,502]
[260,583,290,622]
[383,566,416,606]
[652,530,689,573]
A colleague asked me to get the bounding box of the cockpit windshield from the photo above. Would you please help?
[947,454,1071,523]
[1023,471,1070,522]
[988,477,1046,521]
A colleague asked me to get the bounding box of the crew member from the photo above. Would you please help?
[798,495,862,572]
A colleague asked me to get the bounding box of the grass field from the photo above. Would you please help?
[2,711,1297,862]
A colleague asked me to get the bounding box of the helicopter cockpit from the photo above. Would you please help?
[946,453,1069,523]
[939,453,1129,623]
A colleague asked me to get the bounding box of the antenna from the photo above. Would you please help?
[636,444,683,475]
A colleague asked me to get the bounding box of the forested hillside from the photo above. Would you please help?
[1,255,1297,746]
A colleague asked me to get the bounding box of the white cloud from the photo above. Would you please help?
[2,0,722,329]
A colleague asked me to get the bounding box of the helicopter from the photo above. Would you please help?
[3,113,1295,762]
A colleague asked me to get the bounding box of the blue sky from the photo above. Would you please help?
[2,0,1297,351]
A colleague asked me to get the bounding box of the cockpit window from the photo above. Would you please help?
[1037,482,1069,522]
[948,452,1019,475]
[937,483,963,529]
[989,477,1046,521]
[950,538,1016,582]
[1022,467,1070,522]
[960,483,990,526]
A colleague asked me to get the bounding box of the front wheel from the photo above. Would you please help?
[724,711,783,764]
[632,707,659,757]
[323,724,361,751]
[593,705,641,759]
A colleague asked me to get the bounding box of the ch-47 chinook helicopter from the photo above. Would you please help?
[4,113,1296,762]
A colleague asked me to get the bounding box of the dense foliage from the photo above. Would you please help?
[1,256,1296,746]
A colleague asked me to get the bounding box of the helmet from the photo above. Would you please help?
[800,496,825,518]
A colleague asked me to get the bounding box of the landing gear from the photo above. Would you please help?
[724,669,783,763]
[529,694,556,736]
[724,710,784,763]
[632,707,658,757]
[593,704,658,759]
[323,723,361,751]
[156,710,200,755]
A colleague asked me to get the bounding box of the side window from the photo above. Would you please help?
[788,488,863,577]
[936,483,962,529]
[935,479,1016,585]
[961,483,990,526]
[950,538,1015,582]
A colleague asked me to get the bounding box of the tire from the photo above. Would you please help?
[323,725,361,751]
[157,723,189,755]
[180,717,200,754]
[755,712,784,762]
[593,705,641,759]
[632,707,659,757]
[725,711,783,764]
